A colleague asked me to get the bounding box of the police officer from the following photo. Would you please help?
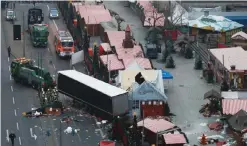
[9,132,16,146]
[7,46,11,58]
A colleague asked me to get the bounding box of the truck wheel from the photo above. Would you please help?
[32,82,37,89]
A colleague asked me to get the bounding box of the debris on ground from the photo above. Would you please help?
[208,122,223,131]
[199,103,221,117]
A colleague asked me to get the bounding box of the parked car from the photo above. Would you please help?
[49,8,59,19]
[6,9,16,21]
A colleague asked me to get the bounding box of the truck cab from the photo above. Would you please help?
[30,24,49,47]
[54,30,75,57]
[11,58,56,90]
[28,7,44,25]
[5,9,16,21]
[145,43,160,59]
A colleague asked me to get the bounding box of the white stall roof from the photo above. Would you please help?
[221,91,247,99]
[209,47,247,71]
[58,70,127,97]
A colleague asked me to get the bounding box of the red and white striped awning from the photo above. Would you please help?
[163,133,187,144]
[222,99,247,115]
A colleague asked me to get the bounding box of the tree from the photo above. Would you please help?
[144,7,164,39]
[92,44,99,77]
[144,7,165,27]
[162,48,170,62]
[194,55,202,70]
[109,10,125,31]
[165,55,175,68]
[163,1,188,29]
[129,115,142,146]
[184,47,193,59]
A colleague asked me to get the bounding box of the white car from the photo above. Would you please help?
[49,8,59,19]
[6,9,16,21]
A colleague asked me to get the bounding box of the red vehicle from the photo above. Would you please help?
[99,140,115,146]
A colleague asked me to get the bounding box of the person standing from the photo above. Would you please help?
[9,132,16,146]
[7,46,11,58]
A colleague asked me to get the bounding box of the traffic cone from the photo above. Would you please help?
[200,134,207,145]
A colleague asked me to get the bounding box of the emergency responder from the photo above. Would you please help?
[9,132,16,146]
[7,46,11,58]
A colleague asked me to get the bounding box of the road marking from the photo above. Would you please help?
[47,48,50,52]
[95,129,105,138]
[53,20,58,30]
[17,122,19,130]
[53,64,56,69]
[11,86,13,92]
[13,97,15,104]
[8,57,10,62]
[19,137,22,145]
[9,66,10,71]
[10,75,12,80]
[6,129,9,142]
[14,109,17,116]
[47,5,50,10]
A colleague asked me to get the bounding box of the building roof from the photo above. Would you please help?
[75,4,112,25]
[100,43,112,52]
[209,47,247,71]
[106,31,152,69]
[222,99,247,115]
[137,1,165,27]
[137,118,175,133]
[58,70,127,97]
[221,91,247,99]
[130,81,167,101]
[189,14,244,32]
[227,109,247,132]
[188,12,247,20]
[163,133,187,144]
[204,89,221,99]
[123,58,152,70]
[118,70,164,92]
[232,31,247,40]
[125,60,144,70]
[100,54,125,71]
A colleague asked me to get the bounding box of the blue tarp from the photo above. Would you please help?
[225,16,247,26]
[162,70,173,79]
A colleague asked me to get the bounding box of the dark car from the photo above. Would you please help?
[49,8,59,19]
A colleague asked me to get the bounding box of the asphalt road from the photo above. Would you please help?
[2,2,101,146]
[104,1,221,145]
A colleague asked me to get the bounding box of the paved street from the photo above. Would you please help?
[104,1,221,145]
[1,2,101,146]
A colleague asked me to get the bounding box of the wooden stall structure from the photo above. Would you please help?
[209,47,247,89]
[231,31,247,50]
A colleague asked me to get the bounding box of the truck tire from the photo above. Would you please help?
[32,82,37,89]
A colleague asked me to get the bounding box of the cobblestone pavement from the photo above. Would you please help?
[104,1,222,145]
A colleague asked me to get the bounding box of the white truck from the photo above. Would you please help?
[57,70,130,120]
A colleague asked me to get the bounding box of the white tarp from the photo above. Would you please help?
[71,50,84,66]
